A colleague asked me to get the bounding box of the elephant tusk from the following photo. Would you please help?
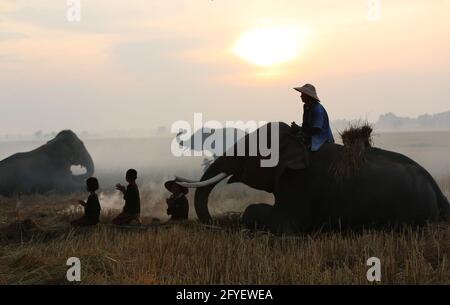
[177,173,228,188]
[174,176,199,183]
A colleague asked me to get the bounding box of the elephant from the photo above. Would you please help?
[175,122,450,233]
[177,127,247,155]
[0,130,94,196]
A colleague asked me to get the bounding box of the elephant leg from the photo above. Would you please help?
[242,203,292,234]
[54,177,84,193]
[242,203,272,231]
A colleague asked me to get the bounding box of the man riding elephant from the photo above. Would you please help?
[291,84,334,151]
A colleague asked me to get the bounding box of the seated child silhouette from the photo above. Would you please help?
[165,180,189,221]
[71,177,101,227]
[112,169,141,225]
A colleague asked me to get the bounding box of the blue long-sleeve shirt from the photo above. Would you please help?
[302,102,334,151]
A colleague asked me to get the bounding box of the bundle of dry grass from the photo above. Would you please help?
[331,122,373,179]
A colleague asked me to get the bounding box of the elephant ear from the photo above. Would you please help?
[275,124,309,179]
[226,123,309,193]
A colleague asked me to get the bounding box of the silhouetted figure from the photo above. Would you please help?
[112,169,141,225]
[71,177,101,227]
[292,84,334,151]
[165,180,189,221]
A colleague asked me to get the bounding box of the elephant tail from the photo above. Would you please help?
[430,175,450,219]
[439,193,450,219]
[420,168,450,219]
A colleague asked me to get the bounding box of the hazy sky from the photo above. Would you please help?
[1,0,449,134]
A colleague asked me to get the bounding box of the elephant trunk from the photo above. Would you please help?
[73,150,95,181]
[194,158,232,223]
[194,184,216,223]
[83,152,95,178]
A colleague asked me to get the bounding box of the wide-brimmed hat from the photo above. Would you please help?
[293,84,320,102]
[164,180,189,194]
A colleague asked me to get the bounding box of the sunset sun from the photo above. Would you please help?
[233,25,305,67]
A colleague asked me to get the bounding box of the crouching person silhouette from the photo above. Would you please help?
[112,169,142,226]
[165,180,189,221]
[71,177,101,227]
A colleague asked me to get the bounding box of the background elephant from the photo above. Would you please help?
[176,122,450,233]
[177,127,249,172]
[177,127,247,155]
[0,130,94,196]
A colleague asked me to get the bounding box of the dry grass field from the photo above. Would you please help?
[0,176,449,285]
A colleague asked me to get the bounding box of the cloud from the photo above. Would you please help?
[0,53,23,63]
[0,31,27,41]
[2,1,189,34]
[113,38,196,76]
[0,1,450,134]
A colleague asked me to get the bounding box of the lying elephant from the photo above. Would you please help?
[176,122,450,233]
[0,130,94,196]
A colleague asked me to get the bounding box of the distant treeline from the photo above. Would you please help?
[332,110,450,131]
